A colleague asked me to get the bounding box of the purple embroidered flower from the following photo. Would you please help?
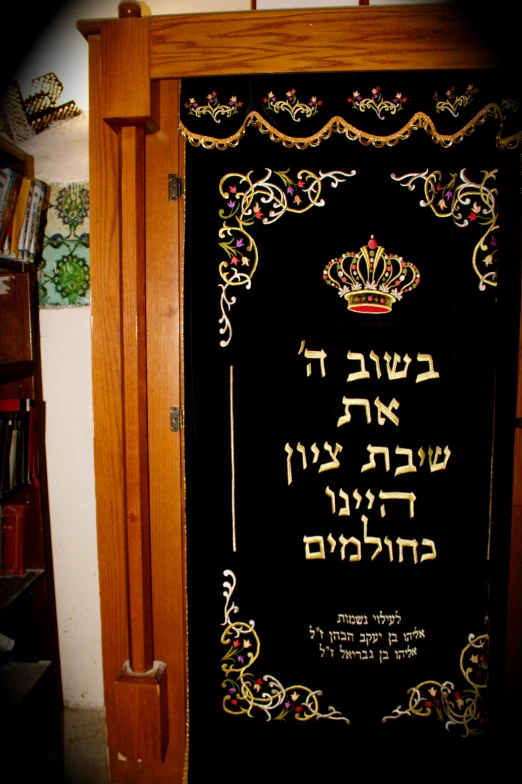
[237,655,245,664]
[393,97,398,103]
[229,687,237,694]
[287,186,295,195]
[236,238,244,248]
[490,236,497,246]
[445,191,452,201]
[227,200,235,209]
[284,700,292,709]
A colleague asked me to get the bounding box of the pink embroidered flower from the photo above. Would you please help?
[230,257,240,265]
[229,185,237,193]
[233,639,240,647]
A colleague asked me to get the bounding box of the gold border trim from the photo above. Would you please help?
[179,104,522,151]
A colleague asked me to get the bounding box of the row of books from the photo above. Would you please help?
[0,504,26,575]
[0,399,38,503]
[0,168,47,261]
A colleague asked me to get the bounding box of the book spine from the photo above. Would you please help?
[1,503,26,575]
[0,173,23,253]
[18,180,34,260]
[0,413,14,501]
[0,169,15,233]
[27,181,46,261]
[0,169,12,221]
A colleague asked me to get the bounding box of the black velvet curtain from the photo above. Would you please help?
[182,71,521,779]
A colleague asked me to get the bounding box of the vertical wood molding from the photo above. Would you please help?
[145,78,187,782]
[88,29,129,759]
[120,125,154,674]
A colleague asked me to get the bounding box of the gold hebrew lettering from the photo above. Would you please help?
[428,445,451,472]
[327,533,337,553]
[416,353,440,383]
[374,397,400,426]
[318,442,343,473]
[285,443,293,485]
[338,397,371,427]
[396,537,419,564]
[395,446,417,476]
[296,442,307,470]
[347,351,370,382]
[362,515,382,561]
[361,445,391,473]
[325,486,336,515]
[420,538,437,562]
[369,350,382,379]
[339,534,362,562]
[339,488,350,516]
[304,535,325,560]
[379,491,416,518]
[384,352,412,380]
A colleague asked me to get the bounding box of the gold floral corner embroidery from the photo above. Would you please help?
[382,633,488,736]
[391,168,498,290]
[218,167,356,347]
[221,570,351,724]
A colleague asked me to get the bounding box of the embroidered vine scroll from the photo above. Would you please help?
[183,70,521,779]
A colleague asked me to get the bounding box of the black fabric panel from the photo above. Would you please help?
[183,71,521,780]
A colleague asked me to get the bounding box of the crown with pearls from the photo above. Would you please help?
[323,236,420,314]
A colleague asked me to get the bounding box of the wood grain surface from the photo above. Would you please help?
[149,5,497,78]
[88,32,130,773]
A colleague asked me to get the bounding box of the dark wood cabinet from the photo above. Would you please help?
[0,138,62,776]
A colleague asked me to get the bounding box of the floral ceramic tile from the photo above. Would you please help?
[38,181,90,308]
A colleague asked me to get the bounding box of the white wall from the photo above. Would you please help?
[15,0,448,710]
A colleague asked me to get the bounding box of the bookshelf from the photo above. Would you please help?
[0,137,62,776]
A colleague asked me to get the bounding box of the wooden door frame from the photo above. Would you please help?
[78,4,520,781]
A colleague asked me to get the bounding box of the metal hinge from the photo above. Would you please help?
[170,406,184,432]
[168,174,184,201]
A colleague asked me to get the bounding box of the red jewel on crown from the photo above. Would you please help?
[322,236,420,314]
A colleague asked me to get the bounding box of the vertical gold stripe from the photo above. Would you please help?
[230,364,237,552]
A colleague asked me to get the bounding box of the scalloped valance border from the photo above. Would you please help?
[179,104,522,151]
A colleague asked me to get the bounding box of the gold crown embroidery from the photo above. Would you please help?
[323,236,420,314]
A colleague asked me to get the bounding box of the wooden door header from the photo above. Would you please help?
[77,4,498,78]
